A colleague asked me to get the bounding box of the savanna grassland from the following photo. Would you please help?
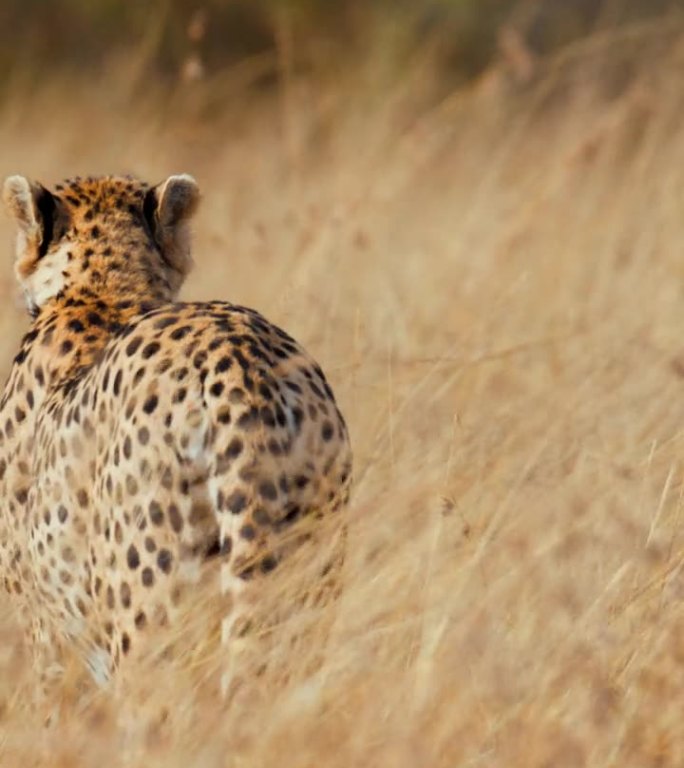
[3,16,684,768]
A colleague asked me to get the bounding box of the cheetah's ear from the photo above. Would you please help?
[3,176,56,248]
[3,175,58,275]
[144,174,199,276]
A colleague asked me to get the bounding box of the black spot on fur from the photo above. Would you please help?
[157,549,173,574]
[168,504,183,533]
[126,337,143,356]
[143,395,158,414]
[258,480,278,501]
[149,501,164,526]
[127,544,140,569]
[240,524,256,541]
[215,357,232,373]
[226,490,247,514]
[142,342,160,359]
[170,325,191,341]
[87,312,104,327]
[155,316,178,330]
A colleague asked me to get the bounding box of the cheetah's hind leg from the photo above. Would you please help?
[215,495,348,703]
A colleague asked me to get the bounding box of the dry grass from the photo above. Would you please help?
[3,17,684,767]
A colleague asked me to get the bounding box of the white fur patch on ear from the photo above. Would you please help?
[18,241,71,312]
[158,174,200,227]
[3,175,39,234]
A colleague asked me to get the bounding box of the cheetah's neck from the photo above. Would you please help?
[16,296,167,391]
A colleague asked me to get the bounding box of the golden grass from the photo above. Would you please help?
[3,17,684,766]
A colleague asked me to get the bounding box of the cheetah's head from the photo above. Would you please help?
[2,174,200,316]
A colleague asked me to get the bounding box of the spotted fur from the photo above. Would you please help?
[0,174,351,696]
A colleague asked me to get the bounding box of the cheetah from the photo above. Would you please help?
[0,173,351,699]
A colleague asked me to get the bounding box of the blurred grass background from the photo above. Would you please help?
[2,1,684,766]
[1,0,683,85]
